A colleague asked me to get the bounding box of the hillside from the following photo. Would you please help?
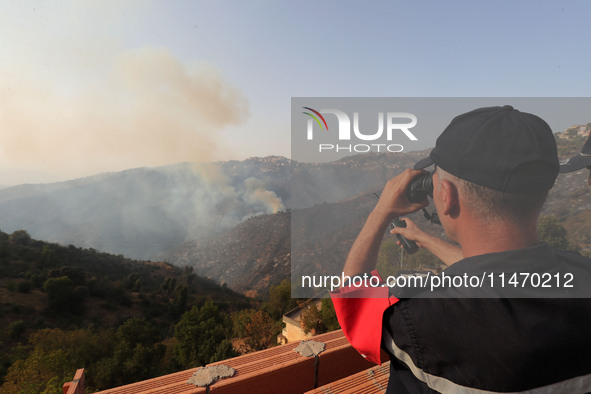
[158,191,442,297]
[0,161,288,260]
[0,152,423,261]
[0,229,256,390]
[161,211,291,298]
[0,228,248,335]
[159,126,591,296]
[555,123,591,157]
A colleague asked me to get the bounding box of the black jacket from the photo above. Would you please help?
[382,244,591,393]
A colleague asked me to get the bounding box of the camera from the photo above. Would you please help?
[407,173,433,203]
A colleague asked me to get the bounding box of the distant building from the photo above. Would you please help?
[279,296,324,344]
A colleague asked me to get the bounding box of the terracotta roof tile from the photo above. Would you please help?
[305,361,391,394]
[95,368,205,394]
[94,330,375,394]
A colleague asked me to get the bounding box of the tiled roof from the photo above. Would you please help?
[306,361,390,394]
[95,368,206,394]
[63,369,85,394]
[92,329,376,394]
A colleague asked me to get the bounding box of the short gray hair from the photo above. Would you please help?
[435,167,547,224]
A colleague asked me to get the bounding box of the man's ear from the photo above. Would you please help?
[439,179,460,218]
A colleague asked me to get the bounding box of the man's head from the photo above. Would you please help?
[559,130,591,186]
[415,105,559,193]
[434,166,548,223]
[415,106,558,241]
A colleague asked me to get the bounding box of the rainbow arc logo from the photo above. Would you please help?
[302,107,328,131]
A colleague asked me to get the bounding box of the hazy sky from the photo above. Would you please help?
[1,0,590,185]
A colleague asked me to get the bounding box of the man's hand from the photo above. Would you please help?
[390,218,429,247]
[373,169,429,221]
[390,218,463,267]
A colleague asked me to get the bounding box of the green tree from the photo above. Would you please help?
[40,244,58,268]
[43,276,88,314]
[9,230,31,245]
[301,303,322,335]
[211,339,236,363]
[233,309,281,353]
[124,272,140,290]
[43,276,75,312]
[301,299,340,335]
[184,266,196,288]
[0,328,114,392]
[538,216,568,249]
[5,320,27,340]
[160,277,177,295]
[58,266,86,286]
[1,347,71,393]
[94,318,165,388]
[263,279,301,320]
[173,301,235,368]
[538,215,580,252]
[171,284,188,317]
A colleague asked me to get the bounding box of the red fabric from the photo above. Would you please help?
[330,271,399,365]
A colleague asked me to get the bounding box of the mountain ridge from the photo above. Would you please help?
[0,150,426,260]
[1,127,590,296]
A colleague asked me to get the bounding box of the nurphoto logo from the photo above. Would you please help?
[302,106,418,153]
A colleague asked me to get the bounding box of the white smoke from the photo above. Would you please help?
[0,3,249,185]
[243,177,284,214]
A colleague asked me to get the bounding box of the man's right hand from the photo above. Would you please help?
[373,169,429,221]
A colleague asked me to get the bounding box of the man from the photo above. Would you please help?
[395,128,591,267]
[332,106,591,393]
[559,130,591,184]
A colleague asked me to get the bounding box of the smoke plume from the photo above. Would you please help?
[0,46,249,184]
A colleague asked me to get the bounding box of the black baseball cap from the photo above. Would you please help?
[558,131,591,173]
[414,105,559,193]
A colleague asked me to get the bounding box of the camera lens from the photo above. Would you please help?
[407,173,433,203]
